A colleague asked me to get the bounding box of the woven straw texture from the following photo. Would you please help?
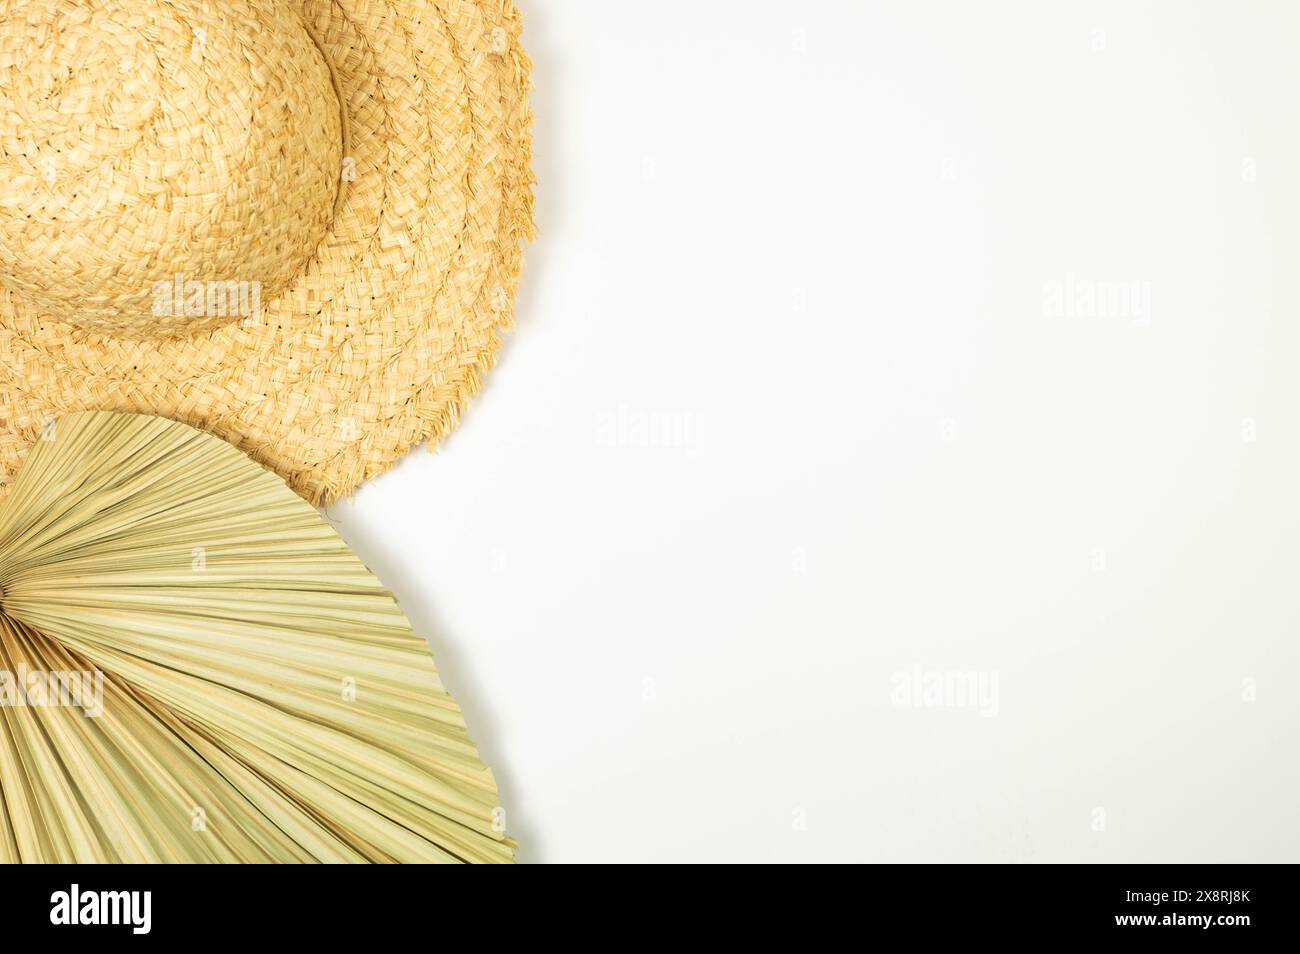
[0,410,514,862]
[0,0,534,505]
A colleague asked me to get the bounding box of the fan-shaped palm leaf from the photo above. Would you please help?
[0,411,512,863]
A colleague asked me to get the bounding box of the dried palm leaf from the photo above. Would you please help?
[0,411,513,863]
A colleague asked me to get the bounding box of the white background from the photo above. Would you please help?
[330,0,1300,862]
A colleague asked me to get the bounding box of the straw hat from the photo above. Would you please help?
[0,0,534,505]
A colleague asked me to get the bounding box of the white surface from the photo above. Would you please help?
[329,0,1300,862]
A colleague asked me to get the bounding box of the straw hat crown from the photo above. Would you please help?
[0,0,342,335]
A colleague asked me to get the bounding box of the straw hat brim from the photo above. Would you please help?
[0,0,534,506]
